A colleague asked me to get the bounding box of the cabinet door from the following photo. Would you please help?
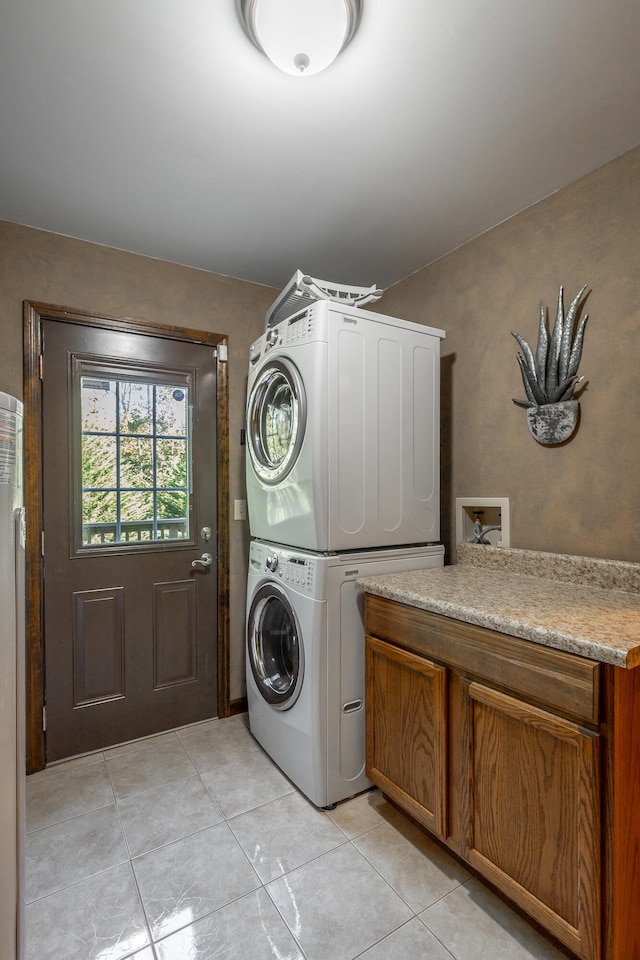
[464,681,601,960]
[365,635,447,837]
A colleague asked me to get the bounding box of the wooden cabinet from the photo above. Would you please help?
[366,636,447,837]
[365,594,604,960]
[463,681,600,960]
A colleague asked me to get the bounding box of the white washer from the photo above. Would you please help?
[245,538,444,808]
[245,299,445,552]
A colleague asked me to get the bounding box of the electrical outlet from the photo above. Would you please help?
[234,499,247,521]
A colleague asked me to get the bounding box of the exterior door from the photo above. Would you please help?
[41,319,219,760]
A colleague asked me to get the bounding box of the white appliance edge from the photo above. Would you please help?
[0,392,25,960]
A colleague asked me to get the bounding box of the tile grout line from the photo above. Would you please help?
[104,744,157,957]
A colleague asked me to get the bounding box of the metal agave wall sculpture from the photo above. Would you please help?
[512,284,589,445]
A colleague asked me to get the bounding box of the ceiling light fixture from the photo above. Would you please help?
[237,0,362,77]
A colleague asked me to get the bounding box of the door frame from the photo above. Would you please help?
[23,301,230,773]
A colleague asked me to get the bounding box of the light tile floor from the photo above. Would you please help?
[25,715,571,960]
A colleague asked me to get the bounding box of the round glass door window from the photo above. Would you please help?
[247,584,304,709]
[247,358,306,484]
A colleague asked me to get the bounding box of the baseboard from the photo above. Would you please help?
[229,697,248,716]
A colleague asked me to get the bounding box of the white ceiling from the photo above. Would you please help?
[1,0,639,292]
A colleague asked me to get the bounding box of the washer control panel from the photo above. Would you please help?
[281,556,310,588]
[254,542,316,594]
[263,552,313,591]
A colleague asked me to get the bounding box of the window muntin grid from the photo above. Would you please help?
[80,377,190,546]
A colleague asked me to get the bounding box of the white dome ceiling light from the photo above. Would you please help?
[237,0,362,77]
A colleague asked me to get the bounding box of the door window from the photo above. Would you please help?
[79,374,190,547]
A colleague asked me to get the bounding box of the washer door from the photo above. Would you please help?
[247,583,304,710]
[247,358,306,484]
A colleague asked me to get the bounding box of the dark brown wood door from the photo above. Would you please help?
[42,320,219,760]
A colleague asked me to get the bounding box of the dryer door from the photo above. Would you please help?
[247,358,306,484]
[247,582,304,709]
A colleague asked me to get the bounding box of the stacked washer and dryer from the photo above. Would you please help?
[244,273,446,808]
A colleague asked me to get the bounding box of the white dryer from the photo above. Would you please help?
[245,299,446,552]
[245,538,444,808]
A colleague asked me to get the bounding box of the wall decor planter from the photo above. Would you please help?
[512,284,589,445]
[525,399,579,445]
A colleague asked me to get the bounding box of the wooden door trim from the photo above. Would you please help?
[23,301,230,773]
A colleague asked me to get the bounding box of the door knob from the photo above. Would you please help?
[191,552,213,569]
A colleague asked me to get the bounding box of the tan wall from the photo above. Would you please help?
[379,145,640,564]
[3,143,639,710]
[0,220,276,700]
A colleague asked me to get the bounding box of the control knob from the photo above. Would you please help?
[266,553,279,573]
[266,328,279,348]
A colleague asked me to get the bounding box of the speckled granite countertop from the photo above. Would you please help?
[357,543,640,668]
